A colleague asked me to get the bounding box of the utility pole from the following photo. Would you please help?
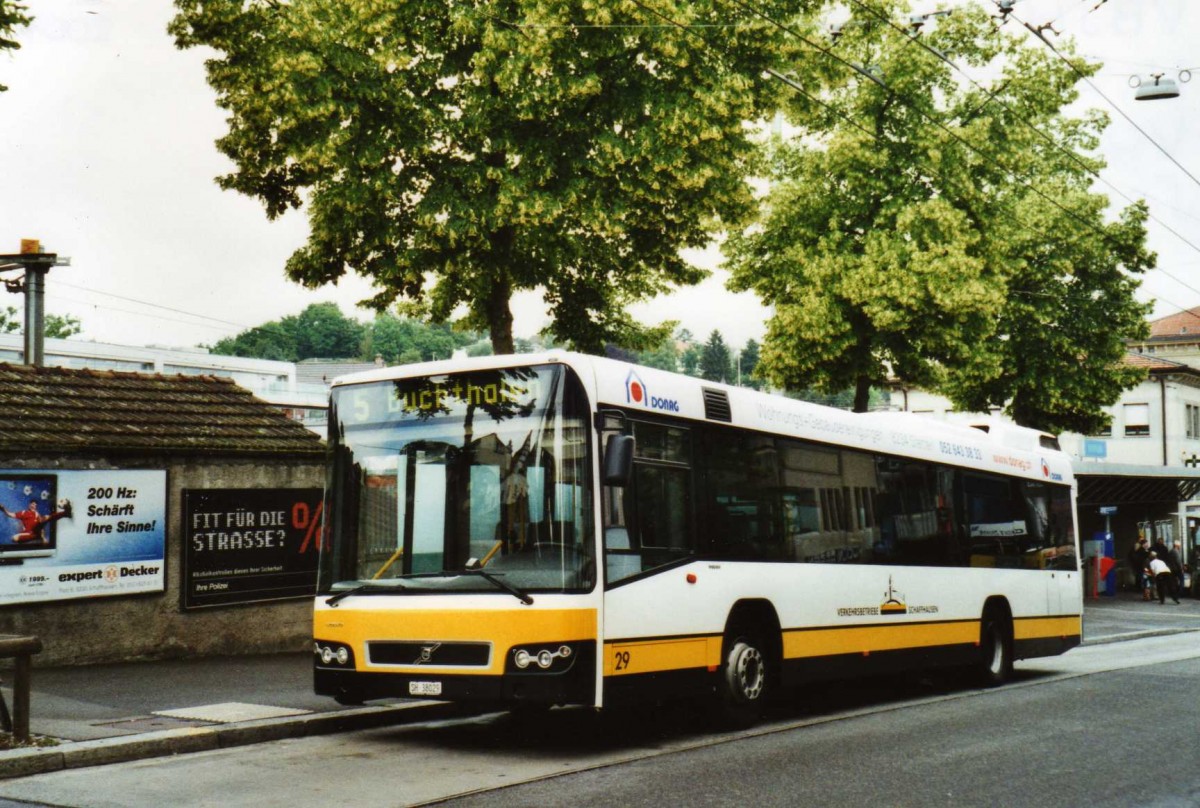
[0,239,71,368]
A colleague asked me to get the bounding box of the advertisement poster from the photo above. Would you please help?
[0,469,166,605]
[183,488,323,609]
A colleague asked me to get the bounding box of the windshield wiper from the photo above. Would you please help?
[325,581,405,607]
[450,569,534,605]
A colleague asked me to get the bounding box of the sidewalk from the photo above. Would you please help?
[0,593,1197,779]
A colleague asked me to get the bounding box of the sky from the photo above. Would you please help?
[1,0,1199,353]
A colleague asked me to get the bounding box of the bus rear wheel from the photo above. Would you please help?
[715,625,768,727]
[974,610,1013,687]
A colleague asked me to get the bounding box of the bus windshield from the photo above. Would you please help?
[320,364,595,595]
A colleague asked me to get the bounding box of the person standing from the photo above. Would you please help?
[1147,552,1181,605]
[1168,541,1185,595]
[1129,538,1151,600]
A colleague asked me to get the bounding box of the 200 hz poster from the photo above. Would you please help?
[0,469,166,605]
[183,488,324,609]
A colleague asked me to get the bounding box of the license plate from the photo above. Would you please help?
[409,681,442,697]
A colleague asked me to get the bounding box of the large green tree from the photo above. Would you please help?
[212,302,364,361]
[726,1,1152,433]
[699,329,733,382]
[170,0,813,354]
[362,313,477,364]
[0,1,31,92]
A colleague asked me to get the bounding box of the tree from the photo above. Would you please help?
[0,307,82,339]
[726,2,1152,431]
[45,314,82,339]
[738,338,761,390]
[0,1,31,92]
[211,321,297,362]
[170,0,813,355]
[290,302,365,360]
[362,313,476,365]
[212,302,363,361]
[637,334,681,373]
[699,329,732,383]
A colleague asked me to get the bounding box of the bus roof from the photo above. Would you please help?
[330,351,1073,485]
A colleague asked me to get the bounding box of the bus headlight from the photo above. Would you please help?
[510,643,574,673]
[314,640,355,669]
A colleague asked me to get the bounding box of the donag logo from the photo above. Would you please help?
[1041,457,1064,482]
[625,369,681,413]
[626,369,648,406]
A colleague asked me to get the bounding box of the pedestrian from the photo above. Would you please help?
[1147,551,1181,605]
[1168,541,1185,594]
[1129,538,1152,600]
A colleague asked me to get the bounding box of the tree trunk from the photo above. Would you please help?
[486,272,515,355]
[853,375,871,413]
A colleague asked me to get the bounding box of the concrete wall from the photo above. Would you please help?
[0,453,323,667]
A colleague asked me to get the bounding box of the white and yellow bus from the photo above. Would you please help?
[314,352,1081,722]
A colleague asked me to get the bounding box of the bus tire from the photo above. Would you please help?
[715,623,768,728]
[333,691,365,706]
[974,609,1013,687]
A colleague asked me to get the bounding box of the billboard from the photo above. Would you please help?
[183,488,323,609]
[0,469,166,604]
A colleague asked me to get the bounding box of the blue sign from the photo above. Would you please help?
[1083,439,1107,459]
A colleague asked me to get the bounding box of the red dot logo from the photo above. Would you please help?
[630,382,644,403]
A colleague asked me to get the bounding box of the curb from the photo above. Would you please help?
[0,700,463,780]
[1081,626,1200,646]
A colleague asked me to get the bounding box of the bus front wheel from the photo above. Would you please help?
[716,625,768,727]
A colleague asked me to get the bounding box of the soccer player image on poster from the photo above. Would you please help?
[0,470,166,605]
[0,475,66,559]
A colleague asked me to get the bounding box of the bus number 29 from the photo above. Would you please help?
[614,650,631,671]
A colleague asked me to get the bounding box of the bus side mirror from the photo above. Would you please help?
[603,434,634,487]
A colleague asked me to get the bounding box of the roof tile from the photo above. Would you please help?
[0,364,324,456]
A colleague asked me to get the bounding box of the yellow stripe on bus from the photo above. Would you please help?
[315,608,597,675]
[604,636,723,676]
[603,616,1083,677]
[783,621,980,659]
[1013,615,1081,641]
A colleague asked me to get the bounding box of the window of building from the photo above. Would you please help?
[1188,404,1200,440]
[1123,403,1150,437]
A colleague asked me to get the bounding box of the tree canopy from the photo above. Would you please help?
[0,1,31,92]
[211,303,364,361]
[210,303,481,364]
[170,0,814,354]
[725,1,1152,432]
[0,307,82,339]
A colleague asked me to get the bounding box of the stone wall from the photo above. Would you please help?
[0,453,323,667]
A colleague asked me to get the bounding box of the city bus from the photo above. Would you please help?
[313,351,1081,723]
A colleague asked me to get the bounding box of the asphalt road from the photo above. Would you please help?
[0,634,1197,808]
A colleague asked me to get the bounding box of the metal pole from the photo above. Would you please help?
[23,265,46,368]
[12,653,31,743]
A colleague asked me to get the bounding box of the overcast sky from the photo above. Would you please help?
[1,0,1198,352]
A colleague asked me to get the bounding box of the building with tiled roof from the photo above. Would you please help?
[0,364,325,666]
[0,363,323,457]
[1129,307,1200,366]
